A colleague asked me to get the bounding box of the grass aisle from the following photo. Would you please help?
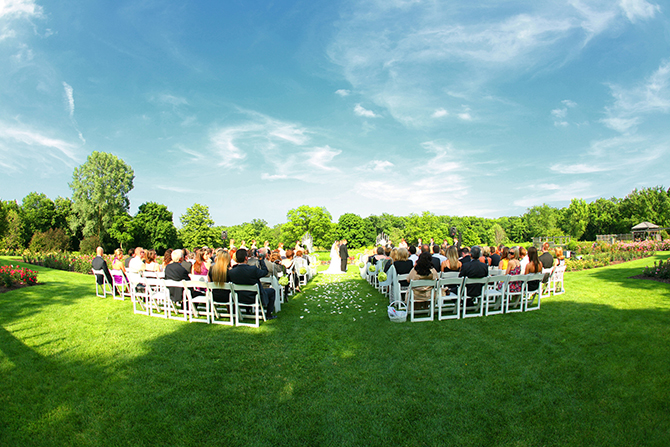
[1,254,669,447]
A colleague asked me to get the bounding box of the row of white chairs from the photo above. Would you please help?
[92,269,287,327]
[362,258,554,322]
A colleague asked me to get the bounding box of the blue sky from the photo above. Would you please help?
[1,0,669,227]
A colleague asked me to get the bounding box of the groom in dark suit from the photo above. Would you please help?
[339,239,349,272]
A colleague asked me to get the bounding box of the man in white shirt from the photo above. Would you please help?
[128,247,146,274]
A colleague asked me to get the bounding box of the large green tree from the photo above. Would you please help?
[21,192,55,244]
[69,151,134,242]
[335,213,375,249]
[560,198,589,240]
[619,186,670,229]
[523,204,563,239]
[133,202,180,254]
[282,205,333,248]
[179,204,218,249]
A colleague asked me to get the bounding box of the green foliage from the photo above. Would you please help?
[179,203,218,249]
[1,205,25,250]
[282,205,334,248]
[21,192,55,243]
[108,213,135,250]
[69,151,135,241]
[29,228,70,253]
[133,202,180,254]
[336,213,375,249]
[560,198,589,240]
[524,204,563,239]
[0,200,7,240]
[221,218,278,250]
[583,197,623,240]
[79,235,101,254]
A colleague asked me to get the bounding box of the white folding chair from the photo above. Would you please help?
[408,279,436,322]
[260,276,282,313]
[437,276,463,320]
[504,274,529,313]
[109,269,130,300]
[440,271,460,279]
[127,272,149,315]
[378,264,395,296]
[232,284,266,328]
[540,267,555,298]
[552,265,566,295]
[182,280,212,323]
[524,273,545,311]
[484,274,508,316]
[92,268,113,298]
[145,277,168,318]
[395,274,410,304]
[461,277,488,318]
[163,279,188,321]
[208,282,235,325]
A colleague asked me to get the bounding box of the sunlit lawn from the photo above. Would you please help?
[1,254,669,446]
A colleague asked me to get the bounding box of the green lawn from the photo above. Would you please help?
[1,254,669,447]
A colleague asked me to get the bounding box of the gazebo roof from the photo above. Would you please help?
[631,221,659,231]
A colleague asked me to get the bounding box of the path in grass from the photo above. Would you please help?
[1,255,669,447]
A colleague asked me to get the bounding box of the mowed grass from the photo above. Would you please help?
[1,254,669,447]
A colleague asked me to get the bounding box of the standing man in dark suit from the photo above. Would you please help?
[339,239,349,273]
[228,249,276,319]
[91,246,113,285]
[459,246,489,299]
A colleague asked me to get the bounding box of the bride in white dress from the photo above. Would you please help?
[324,241,344,274]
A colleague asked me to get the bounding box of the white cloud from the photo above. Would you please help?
[335,89,351,97]
[549,163,612,174]
[0,121,80,170]
[554,121,569,127]
[63,82,74,117]
[619,0,660,23]
[562,99,577,108]
[303,146,342,172]
[457,112,472,121]
[432,108,448,118]
[361,159,394,172]
[513,181,595,207]
[0,0,43,19]
[551,108,567,119]
[602,60,670,133]
[354,104,380,118]
[154,93,188,107]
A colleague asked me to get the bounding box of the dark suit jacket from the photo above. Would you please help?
[459,259,489,297]
[339,244,348,261]
[431,256,441,272]
[228,260,268,304]
[164,262,190,302]
[91,256,112,285]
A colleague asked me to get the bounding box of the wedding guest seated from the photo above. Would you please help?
[192,248,208,276]
[91,246,113,285]
[161,248,173,271]
[164,249,192,304]
[208,249,231,303]
[128,247,146,274]
[441,246,462,273]
[459,247,472,264]
[498,246,509,271]
[490,247,501,268]
[228,249,276,319]
[393,247,414,287]
[180,249,193,273]
[144,249,160,272]
[282,249,299,292]
[263,249,284,277]
[539,242,554,269]
[408,245,418,265]
[504,247,522,293]
[407,251,440,307]
[554,247,565,265]
[524,246,543,292]
[124,248,134,268]
[519,246,529,274]
[480,246,492,266]
[431,245,445,271]
[111,248,127,283]
[459,246,488,300]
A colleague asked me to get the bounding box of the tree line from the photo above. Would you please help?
[1,152,668,254]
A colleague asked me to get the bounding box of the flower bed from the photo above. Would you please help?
[564,240,668,272]
[642,258,670,280]
[0,265,38,288]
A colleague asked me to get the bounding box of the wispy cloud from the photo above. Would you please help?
[432,108,448,118]
[513,180,595,207]
[335,89,351,97]
[153,93,188,107]
[550,163,612,174]
[602,60,670,133]
[63,82,74,117]
[0,121,80,171]
[354,104,380,118]
[360,159,394,172]
[619,0,660,23]
[304,146,342,172]
[0,0,43,19]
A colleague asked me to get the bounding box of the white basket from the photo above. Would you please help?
[388,300,407,323]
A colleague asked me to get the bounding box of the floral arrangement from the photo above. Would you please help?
[278,276,289,287]
[378,272,387,282]
[368,264,376,272]
[299,267,307,275]
[358,262,365,268]
[0,265,38,288]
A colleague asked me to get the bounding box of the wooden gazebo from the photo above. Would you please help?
[631,222,661,241]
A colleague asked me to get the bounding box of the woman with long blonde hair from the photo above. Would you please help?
[208,250,231,303]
